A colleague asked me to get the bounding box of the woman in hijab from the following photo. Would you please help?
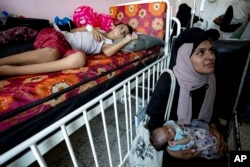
[146,27,228,166]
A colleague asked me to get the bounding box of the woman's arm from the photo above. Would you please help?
[101,32,138,57]
[146,72,173,131]
[166,148,199,160]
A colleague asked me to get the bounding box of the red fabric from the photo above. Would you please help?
[34,28,79,57]
[0,26,37,44]
[0,47,160,132]
[73,6,114,31]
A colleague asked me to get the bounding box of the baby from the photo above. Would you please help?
[150,120,220,159]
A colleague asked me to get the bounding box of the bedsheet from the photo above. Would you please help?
[0,47,161,133]
[0,0,169,159]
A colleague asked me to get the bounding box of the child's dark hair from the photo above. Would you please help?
[116,23,133,34]
[150,129,168,151]
[126,24,133,34]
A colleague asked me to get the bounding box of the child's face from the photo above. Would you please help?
[151,125,176,150]
[112,24,130,38]
[162,125,175,141]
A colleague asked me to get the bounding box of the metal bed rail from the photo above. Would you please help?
[1,53,169,167]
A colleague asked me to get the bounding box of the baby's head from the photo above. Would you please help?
[150,125,176,151]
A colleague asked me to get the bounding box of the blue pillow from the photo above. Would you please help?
[114,34,165,52]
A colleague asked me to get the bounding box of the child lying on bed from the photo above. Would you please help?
[150,120,220,159]
[0,23,138,76]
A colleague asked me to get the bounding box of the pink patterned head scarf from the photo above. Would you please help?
[173,43,216,125]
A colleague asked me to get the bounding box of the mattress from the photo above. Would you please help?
[0,46,163,154]
[0,1,170,163]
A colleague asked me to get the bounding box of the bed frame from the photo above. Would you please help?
[2,55,168,167]
[0,0,181,166]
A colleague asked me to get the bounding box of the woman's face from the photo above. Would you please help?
[190,40,216,75]
[112,24,130,39]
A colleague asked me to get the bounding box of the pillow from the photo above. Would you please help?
[73,6,99,27]
[113,34,165,52]
[73,6,114,31]
[97,13,114,32]
[230,21,248,39]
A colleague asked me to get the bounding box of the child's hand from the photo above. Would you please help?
[131,32,138,40]
[168,141,176,146]
[125,32,138,42]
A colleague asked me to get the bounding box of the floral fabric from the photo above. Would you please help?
[0,47,160,132]
[109,1,167,38]
[0,1,168,134]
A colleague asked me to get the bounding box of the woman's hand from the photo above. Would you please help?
[209,124,228,155]
[166,148,200,160]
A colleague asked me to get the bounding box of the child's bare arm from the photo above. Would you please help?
[173,135,190,145]
[101,32,138,57]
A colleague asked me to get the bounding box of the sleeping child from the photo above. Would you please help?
[150,120,221,159]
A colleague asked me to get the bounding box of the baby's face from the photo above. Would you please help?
[151,126,176,150]
[162,125,175,141]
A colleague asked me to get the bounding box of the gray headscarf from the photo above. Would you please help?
[173,43,216,125]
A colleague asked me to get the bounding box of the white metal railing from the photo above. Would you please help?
[1,53,169,167]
